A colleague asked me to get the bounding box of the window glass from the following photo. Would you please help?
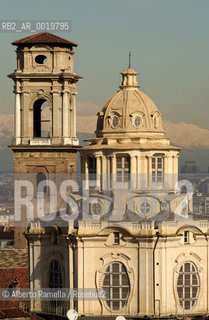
[116,156,130,183]
[177,261,199,310]
[112,116,119,128]
[103,262,130,310]
[48,260,62,289]
[134,116,142,128]
[152,156,164,183]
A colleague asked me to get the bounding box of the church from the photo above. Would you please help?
[8,32,209,319]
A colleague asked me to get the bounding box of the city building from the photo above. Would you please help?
[0,226,14,249]
[7,32,209,319]
[181,161,199,174]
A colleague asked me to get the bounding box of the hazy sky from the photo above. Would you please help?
[0,0,209,129]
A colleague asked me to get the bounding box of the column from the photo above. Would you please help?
[136,155,140,190]
[52,89,62,144]
[107,156,111,189]
[84,157,89,189]
[140,156,147,191]
[14,91,21,144]
[69,244,74,309]
[70,93,79,145]
[165,155,172,191]
[72,94,76,138]
[148,156,152,190]
[62,89,69,141]
[96,155,101,190]
[111,154,116,188]
[130,155,137,190]
[102,155,107,190]
[173,155,179,190]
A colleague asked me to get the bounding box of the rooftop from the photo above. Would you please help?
[0,249,28,268]
[12,32,78,47]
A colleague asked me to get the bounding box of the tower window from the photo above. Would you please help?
[103,262,130,310]
[36,172,47,193]
[35,55,48,64]
[33,99,50,138]
[152,156,164,183]
[48,260,62,309]
[48,260,62,289]
[177,261,199,310]
[116,156,130,183]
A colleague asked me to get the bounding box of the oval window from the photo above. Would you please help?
[111,115,119,128]
[91,200,103,216]
[140,201,150,215]
[177,261,199,310]
[134,116,142,128]
[103,262,130,310]
[153,115,158,128]
[35,55,48,64]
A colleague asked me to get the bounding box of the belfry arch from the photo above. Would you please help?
[33,99,51,138]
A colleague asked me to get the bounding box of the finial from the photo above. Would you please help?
[128,51,131,68]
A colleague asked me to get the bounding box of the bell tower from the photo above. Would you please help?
[8,32,82,248]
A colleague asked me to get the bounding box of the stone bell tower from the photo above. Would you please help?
[8,32,82,248]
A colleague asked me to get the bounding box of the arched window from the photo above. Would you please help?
[48,260,62,289]
[36,172,47,193]
[33,99,50,138]
[177,261,199,310]
[103,262,130,310]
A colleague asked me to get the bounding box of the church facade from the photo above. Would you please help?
[9,33,209,319]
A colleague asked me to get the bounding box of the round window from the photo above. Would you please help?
[134,116,142,128]
[140,201,151,215]
[91,200,103,216]
[111,115,119,128]
[35,55,48,64]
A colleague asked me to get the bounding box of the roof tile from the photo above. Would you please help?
[12,32,77,47]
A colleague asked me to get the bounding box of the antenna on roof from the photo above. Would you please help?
[128,51,131,68]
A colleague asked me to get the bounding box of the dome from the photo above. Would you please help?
[96,67,164,137]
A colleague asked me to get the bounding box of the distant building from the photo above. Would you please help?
[0,226,14,249]
[193,193,209,214]
[181,160,199,174]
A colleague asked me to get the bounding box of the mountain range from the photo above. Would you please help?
[0,113,208,172]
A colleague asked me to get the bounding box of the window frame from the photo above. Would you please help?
[116,156,130,183]
[176,261,200,311]
[48,260,62,289]
[102,262,130,311]
[152,156,164,183]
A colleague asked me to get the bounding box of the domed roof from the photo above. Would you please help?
[96,67,164,137]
